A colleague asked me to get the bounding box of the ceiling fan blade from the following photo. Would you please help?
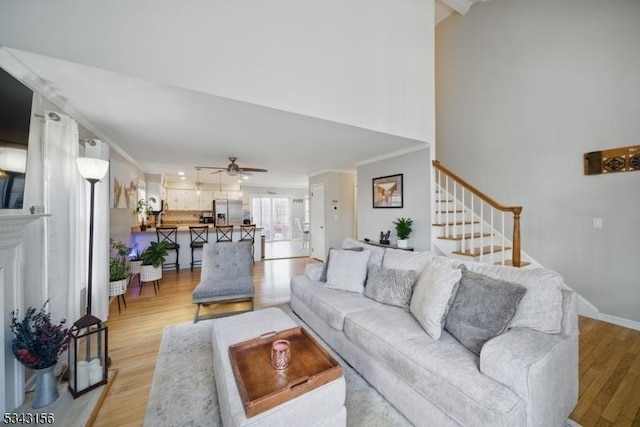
[195,166,226,170]
[209,170,224,175]
[239,167,268,173]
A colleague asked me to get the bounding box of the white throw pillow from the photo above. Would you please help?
[326,249,370,294]
[410,259,462,340]
[340,238,385,268]
[465,263,564,333]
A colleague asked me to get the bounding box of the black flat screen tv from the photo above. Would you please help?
[0,66,33,209]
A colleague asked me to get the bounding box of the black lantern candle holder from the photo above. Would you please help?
[68,314,108,397]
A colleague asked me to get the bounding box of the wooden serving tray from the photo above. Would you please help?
[228,326,342,418]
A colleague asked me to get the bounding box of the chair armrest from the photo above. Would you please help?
[480,328,578,427]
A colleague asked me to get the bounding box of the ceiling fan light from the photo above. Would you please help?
[227,170,238,176]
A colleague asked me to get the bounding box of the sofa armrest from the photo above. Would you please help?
[304,263,324,281]
[480,328,578,427]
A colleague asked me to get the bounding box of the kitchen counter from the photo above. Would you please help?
[131,225,263,266]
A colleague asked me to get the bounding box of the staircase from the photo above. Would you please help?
[431,160,536,268]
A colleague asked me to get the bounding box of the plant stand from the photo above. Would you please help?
[139,265,162,296]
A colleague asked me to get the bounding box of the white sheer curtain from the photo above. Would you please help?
[42,112,109,323]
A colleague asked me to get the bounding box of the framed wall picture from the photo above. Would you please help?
[372,174,403,208]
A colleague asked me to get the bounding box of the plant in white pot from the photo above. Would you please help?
[393,217,413,249]
[129,243,144,277]
[139,241,168,295]
[109,239,130,298]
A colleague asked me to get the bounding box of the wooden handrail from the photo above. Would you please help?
[433,160,522,267]
[432,160,521,213]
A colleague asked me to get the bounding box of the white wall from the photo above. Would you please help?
[436,0,640,323]
[357,148,431,251]
[309,172,356,253]
[0,0,435,143]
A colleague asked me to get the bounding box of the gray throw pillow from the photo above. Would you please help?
[319,246,364,282]
[365,265,418,311]
[444,266,527,355]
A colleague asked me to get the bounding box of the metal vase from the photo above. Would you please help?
[32,365,59,409]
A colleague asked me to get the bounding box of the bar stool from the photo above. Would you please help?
[215,225,234,242]
[156,227,180,272]
[189,226,209,271]
[240,224,256,262]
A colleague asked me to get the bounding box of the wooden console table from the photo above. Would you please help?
[360,240,414,251]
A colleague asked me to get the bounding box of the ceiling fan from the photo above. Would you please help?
[196,156,268,177]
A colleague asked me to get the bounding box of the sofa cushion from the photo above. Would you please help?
[340,238,385,268]
[319,247,364,282]
[464,263,564,334]
[344,305,524,426]
[290,275,380,331]
[364,265,417,311]
[410,259,462,340]
[445,266,527,355]
[382,248,436,272]
[325,249,370,294]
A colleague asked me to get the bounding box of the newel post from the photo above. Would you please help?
[512,207,522,267]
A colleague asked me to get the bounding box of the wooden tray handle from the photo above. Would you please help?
[259,331,277,339]
[287,376,310,390]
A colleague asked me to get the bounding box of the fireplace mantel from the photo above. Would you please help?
[0,213,48,413]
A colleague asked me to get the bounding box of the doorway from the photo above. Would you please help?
[310,183,326,261]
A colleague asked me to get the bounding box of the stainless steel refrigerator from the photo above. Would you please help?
[213,199,243,225]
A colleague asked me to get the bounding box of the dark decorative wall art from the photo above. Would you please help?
[373,174,403,208]
[584,145,640,175]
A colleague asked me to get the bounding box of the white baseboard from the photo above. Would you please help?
[578,295,640,331]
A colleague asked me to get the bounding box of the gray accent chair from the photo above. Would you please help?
[192,241,254,323]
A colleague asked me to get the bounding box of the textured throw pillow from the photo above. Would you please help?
[465,263,564,333]
[445,266,527,355]
[364,265,418,311]
[319,247,364,282]
[410,259,462,340]
[325,249,370,294]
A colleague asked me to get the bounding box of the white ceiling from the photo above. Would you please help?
[0,1,481,188]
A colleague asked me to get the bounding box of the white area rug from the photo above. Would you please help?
[144,305,581,426]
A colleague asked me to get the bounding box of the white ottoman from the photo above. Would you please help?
[212,307,346,427]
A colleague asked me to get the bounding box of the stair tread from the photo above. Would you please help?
[435,210,464,214]
[452,245,511,257]
[432,221,479,226]
[438,232,492,241]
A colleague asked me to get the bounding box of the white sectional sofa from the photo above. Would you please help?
[290,239,578,427]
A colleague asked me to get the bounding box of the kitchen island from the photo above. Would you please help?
[131,224,263,268]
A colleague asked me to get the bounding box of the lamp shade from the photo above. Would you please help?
[76,158,109,180]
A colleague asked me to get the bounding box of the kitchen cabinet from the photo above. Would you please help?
[146,173,166,211]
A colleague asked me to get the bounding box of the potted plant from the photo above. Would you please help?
[139,241,168,286]
[109,239,130,298]
[10,300,70,408]
[393,217,413,249]
[135,197,157,231]
[129,243,144,277]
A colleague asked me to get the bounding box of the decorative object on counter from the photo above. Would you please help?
[379,230,391,245]
[109,239,131,314]
[271,339,291,370]
[135,197,157,231]
[10,300,71,408]
[393,217,413,249]
[70,157,109,399]
[156,227,180,272]
[189,226,209,271]
[139,241,168,295]
[372,174,403,208]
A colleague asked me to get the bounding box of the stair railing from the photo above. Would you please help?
[432,160,522,267]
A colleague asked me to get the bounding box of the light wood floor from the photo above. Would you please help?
[93,258,640,427]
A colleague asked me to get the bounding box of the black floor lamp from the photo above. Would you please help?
[68,157,110,398]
